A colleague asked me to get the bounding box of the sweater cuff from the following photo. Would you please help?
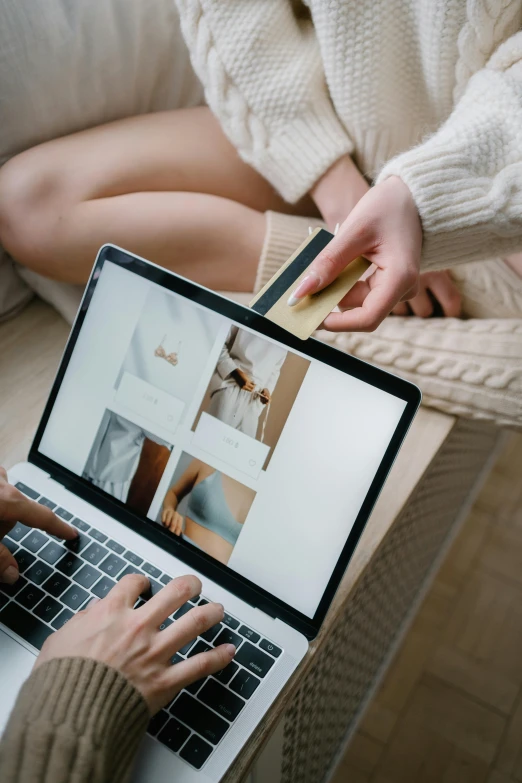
[255,211,327,293]
[377,147,522,271]
[0,658,149,783]
[255,98,354,203]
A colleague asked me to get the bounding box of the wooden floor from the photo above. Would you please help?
[332,432,522,783]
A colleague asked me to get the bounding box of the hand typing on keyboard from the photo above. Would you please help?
[0,467,78,585]
[35,572,236,714]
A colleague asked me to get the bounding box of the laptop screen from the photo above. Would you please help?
[37,256,412,621]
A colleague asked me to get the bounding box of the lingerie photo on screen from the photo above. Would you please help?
[113,287,222,431]
[192,325,310,467]
[157,451,256,565]
[82,409,173,517]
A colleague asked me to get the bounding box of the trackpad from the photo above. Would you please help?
[0,630,36,735]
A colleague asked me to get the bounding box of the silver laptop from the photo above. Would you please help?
[0,245,420,782]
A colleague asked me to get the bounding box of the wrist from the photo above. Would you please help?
[311,154,369,229]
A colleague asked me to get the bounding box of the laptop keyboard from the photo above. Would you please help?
[0,483,283,771]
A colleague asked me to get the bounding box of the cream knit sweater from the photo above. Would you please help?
[176,0,522,271]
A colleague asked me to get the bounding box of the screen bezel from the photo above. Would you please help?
[29,245,421,640]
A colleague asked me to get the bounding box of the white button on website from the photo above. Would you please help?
[115,372,185,434]
[193,413,270,479]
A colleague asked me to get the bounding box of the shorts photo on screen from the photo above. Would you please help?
[193,325,310,468]
[157,451,256,565]
[82,409,173,517]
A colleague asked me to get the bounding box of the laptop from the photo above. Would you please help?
[0,244,420,782]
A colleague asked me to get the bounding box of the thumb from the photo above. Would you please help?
[288,218,370,305]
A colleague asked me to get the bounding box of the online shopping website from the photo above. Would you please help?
[39,261,407,617]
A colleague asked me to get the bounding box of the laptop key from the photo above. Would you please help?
[259,639,282,658]
[17,585,45,610]
[229,669,260,699]
[99,553,126,578]
[0,603,53,650]
[238,625,260,644]
[177,639,196,656]
[185,677,207,695]
[235,641,274,678]
[222,613,239,630]
[39,541,66,565]
[14,482,39,500]
[23,531,48,554]
[170,653,183,666]
[25,560,53,586]
[117,565,144,581]
[82,543,108,566]
[74,564,102,589]
[33,596,63,623]
[198,599,208,607]
[187,641,211,658]
[198,679,245,722]
[55,507,73,521]
[159,618,173,632]
[157,717,190,753]
[142,562,161,579]
[71,518,90,532]
[0,576,28,598]
[174,602,193,620]
[14,550,36,573]
[91,575,116,599]
[51,608,74,630]
[170,693,229,745]
[38,497,57,510]
[200,623,223,643]
[213,661,239,685]
[56,552,83,577]
[213,628,242,649]
[146,579,162,598]
[89,528,108,543]
[65,532,91,553]
[124,551,143,566]
[148,710,170,737]
[62,585,89,610]
[43,572,71,597]
[160,574,172,585]
[106,539,125,555]
[179,735,213,770]
[3,538,18,555]
[7,523,32,542]
[0,594,8,610]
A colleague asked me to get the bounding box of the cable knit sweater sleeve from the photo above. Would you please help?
[377,33,522,271]
[175,0,353,202]
[0,658,149,783]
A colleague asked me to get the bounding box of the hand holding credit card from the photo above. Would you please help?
[250,228,371,340]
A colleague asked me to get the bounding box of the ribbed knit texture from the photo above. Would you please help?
[0,658,149,783]
[175,0,522,271]
[320,319,522,429]
[255,211,327,293]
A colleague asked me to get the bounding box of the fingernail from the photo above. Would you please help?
[2,566,19,585]
[225,644,236,657]
[287,271,321,307]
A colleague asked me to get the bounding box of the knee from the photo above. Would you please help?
[0,152,62,263]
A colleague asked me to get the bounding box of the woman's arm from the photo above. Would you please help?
[376,32,522,271]
[175,0,353,203]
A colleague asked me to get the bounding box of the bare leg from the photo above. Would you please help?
[0,108,318,290]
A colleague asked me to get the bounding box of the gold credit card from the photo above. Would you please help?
[250,228,371,340]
